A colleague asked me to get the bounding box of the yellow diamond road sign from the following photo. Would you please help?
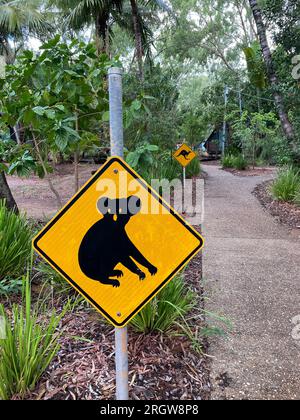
[33,157,204,327]
[174,143,197,167]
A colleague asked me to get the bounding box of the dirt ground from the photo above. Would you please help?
[7,163,99,220]
[222,167,276,177]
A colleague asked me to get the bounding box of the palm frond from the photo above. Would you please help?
[0,0,48,35]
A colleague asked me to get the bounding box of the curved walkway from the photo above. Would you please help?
[202,164,300,400]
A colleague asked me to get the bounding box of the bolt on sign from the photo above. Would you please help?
[173,143,197,167]
[33,157,204,327]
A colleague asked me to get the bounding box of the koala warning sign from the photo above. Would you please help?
[33,157,204,327]
[174,143,197,167]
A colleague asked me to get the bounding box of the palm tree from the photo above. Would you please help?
[51,0,124,54]
[248,0,296,149]
[52,0,174,77]
[0,0,47,63]
[127,0,175,80]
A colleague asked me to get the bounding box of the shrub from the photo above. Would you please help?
[0,278,67,400]
[271,166,300,202]
[0,200,32,281]
[233,154,247,170]
[222,154,235,168]
[130,275,196,333]
[222,154,247,170]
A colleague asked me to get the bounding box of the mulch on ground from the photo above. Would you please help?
[253,180,300,229]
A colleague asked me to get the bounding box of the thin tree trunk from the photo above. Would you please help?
[0,171,18,213]
[31,127,63,208]
[130,0,144,81]
[74,151,79,193]
[248,0,295,146]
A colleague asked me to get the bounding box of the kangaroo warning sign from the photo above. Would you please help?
[174,143,197,167]
[33,157,204,327]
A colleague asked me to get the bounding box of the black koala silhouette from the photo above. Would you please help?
[176,150,192,160]
[78,196,158,288]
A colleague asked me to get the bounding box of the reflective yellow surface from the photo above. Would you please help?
[33,157,204,327]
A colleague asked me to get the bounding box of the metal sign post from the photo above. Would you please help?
[182,166,186,214]
[108,67,129,401]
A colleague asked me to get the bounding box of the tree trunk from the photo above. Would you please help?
[0,171,18,213]
[95,11,109,55]
[248,0,296,146]
[130,0,144,81]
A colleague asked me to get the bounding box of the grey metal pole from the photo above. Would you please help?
[109,67,124,158]
[182,166,186,213]
[222,86,229,157]
[108,67,129,401]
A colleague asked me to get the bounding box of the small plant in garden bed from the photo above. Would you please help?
[0,278,23,298]
[271,166,300,202]
[130,275,196,334]
[0,200,32,282]
[222,154,248,171]
[0,277,68,400]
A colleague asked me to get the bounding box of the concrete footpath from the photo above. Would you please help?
[202,164,300,400]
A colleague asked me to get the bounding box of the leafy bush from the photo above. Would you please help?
[222,154,235,168]
[222,154,247,170]
[233,154,248,170]
[130,275,196,333]
[0,200,32,281]
[271,166,300,202]
[0,278,67,400]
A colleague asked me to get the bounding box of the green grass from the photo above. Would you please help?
[0,277,68,400]
[271,166,300,202]
[0,200,32,281]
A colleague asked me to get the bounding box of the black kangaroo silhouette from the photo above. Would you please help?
[176,150,192,160]
[78,196,158,288]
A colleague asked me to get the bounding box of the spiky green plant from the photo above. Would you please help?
[271,166,300,202]
[0,200,32,281]
[0,277,68,400]
[130,275,196,333]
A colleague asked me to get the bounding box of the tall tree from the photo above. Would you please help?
[248,0,296,148]
[51,0,124,54]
